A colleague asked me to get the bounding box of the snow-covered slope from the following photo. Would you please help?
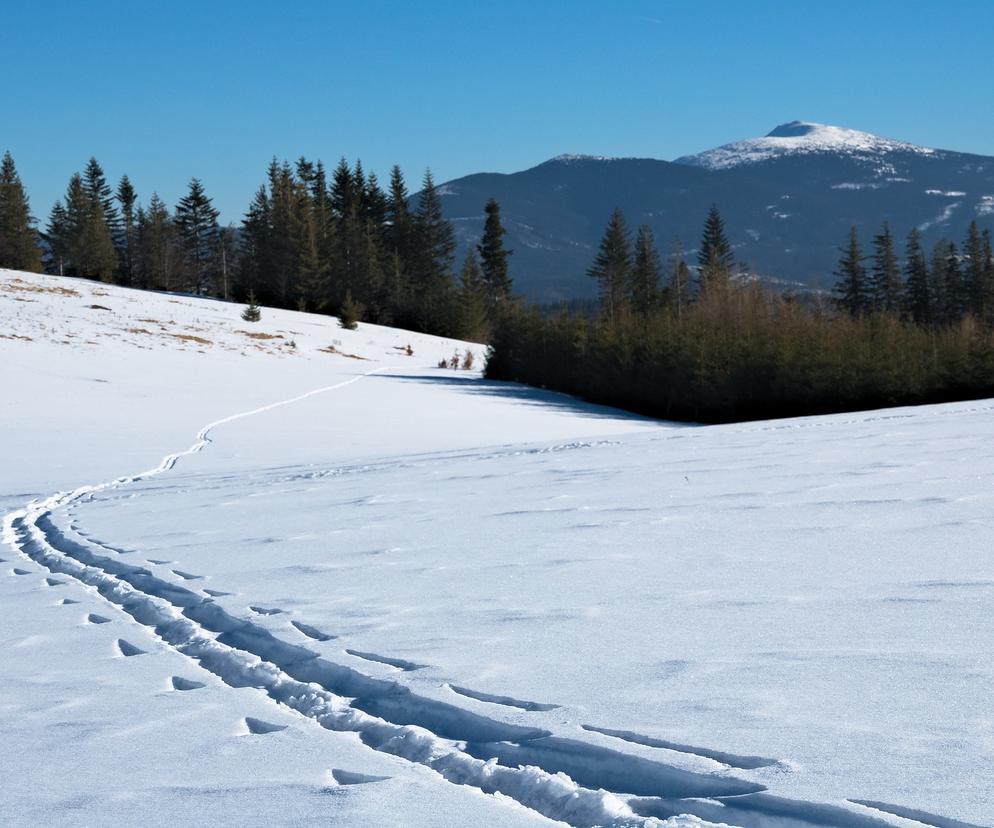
[675,120,940,171]
[2,270,992,827]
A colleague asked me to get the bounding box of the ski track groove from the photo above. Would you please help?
[0,366,948,828]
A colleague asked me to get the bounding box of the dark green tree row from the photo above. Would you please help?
[237,158,512,338]
[835,222,994,326]
[486,206,994,423]
[585,203,730,322]
[0,150,512,341]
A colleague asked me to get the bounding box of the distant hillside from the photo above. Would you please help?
[434,122,994,302]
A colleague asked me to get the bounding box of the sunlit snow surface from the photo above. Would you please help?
[676,121,940,170]
[1,270,991,828]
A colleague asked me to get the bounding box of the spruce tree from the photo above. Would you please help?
[697,204,734,293]
[116,175,138,286]
[477,197,513,309]
[45,201,69,275]
[82,157,121,241]
[457,249,489,341]
[941,240,965,323]
[412,169,455,287]
[0,151,42,272]
[666,240,692,315]
[587,207,631,321]
[138,194,176,290]
[174,178,219,294]
[903,227,931,325]
[963,220,989,318]
[869,222,902,314]
[834,226,867,317]
[630,224,661,315]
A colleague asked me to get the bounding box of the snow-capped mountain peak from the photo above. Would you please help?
[676,120,939,170]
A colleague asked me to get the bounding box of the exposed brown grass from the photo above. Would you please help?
[237,330,283,340]
[319,345,367,360]
[2,278,80,297]
[170,333,212,345]
[0,333,32,341]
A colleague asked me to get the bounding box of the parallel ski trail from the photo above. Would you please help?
[2,366,941,828]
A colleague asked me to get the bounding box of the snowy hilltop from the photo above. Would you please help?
[674,120,941,170]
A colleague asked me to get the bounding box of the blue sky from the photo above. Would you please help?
[5,0,994,223]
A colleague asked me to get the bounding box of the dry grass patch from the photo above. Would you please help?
[0,333,32,341]
[126,327,154,336]
[170,333,212,346]
[237,329,283,340]
[319,345,367,360]
[2,278,80,297]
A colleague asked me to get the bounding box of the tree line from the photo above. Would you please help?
[485,206,994,422]
[0,150,513,340]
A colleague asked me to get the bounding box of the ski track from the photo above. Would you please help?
[0,367,954,828]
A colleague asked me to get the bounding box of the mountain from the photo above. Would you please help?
[435,122,994,302]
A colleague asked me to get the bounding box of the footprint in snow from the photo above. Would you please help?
[147,559,172,565]
[172,569,203,581]
[45,577,65,587]
[203,588,232,597]
[171,676,206,691]
[116,639,146,657]
[12,568,31,576]
[243,717,288,735]
[291,620,335,641]
[59,598,81,605]
[249,605,284,616]
[86,613,111,624]
[330,769,390,785]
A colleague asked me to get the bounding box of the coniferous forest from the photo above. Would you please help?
[4,148,994,422]
[485,207,994,422]
[0,151,511,342]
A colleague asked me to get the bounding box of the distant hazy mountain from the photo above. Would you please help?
[435,122,994,302]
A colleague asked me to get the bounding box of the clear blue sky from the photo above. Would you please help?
[5,0,994,224]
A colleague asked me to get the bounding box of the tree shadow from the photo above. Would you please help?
[374,372,673,424]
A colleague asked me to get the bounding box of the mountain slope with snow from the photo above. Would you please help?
[436,122,994,300]
[675,121,940,170]
[2,270,992,827]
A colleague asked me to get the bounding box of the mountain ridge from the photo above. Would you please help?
[435,122,994,301]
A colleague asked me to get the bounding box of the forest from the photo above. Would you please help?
[3,148,994,422]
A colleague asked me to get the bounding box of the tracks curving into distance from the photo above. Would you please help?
[2,367,960,828]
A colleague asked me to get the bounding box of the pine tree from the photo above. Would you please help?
[45,201,69,275]
[983,229,994,325]
[929,240,950,324]
[834,226,867,317]
[116,175,138,286]
[630,224,661,315]
[0,151,42,272]
[903,227,931,325]
[666,240,692,315]
[58,167,116,282]
[82,157,121,241]
[457,249,489,341]
[412,169,455,287]
[138,193,176,290]
[941,240,965,323]
[587,207,631,321]
[477,197,512,309]
[241,289,262,322]
[238,185,272,300]
[869,222,902,313]
[697,204,734,293]
[963,220,989,318]
[174,178,219,294]
[338,290,363,329]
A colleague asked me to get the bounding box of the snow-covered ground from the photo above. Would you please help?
[1,269,991,828]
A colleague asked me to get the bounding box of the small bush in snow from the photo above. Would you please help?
[241,291,261,322]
